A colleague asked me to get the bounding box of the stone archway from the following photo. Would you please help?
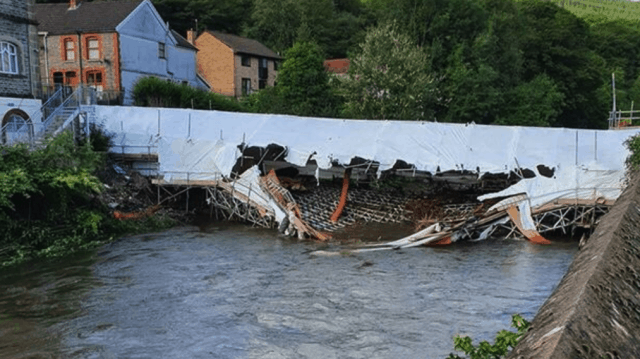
[1,109,32,145]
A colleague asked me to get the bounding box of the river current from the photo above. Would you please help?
[0,223,577,359]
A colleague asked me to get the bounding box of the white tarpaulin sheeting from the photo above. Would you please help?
[92,105,640,206]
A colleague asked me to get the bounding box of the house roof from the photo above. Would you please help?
[324,58,350,74]
[171,30,198,51]
[204,31,281,60]
[35,0,144,35]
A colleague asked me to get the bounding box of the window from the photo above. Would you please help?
[64,39,75,61]
[241,78,251,95]
[86,70,102,87]
[7,113,27,131]
[87,38,100,60]
[258,58,268,80]
[0,42,18,74]
[241,55,250,67]
[259,79,266,89]
[158,42,166,59]
[53,72,64,86]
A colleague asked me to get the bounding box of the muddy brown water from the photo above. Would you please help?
[0,223,577,359]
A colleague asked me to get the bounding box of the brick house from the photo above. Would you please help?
[0,0,42,133]
[36,0,206,105]
[194,31,281,97]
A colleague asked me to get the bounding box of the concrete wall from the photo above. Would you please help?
[508,171,640,358]
[0,0,39,98]
[0,97,43,132]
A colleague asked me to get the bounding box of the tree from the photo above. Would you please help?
[244,0,369,58]
[590,21,640,113]
[440,0,525,124]
[244,0,301,54]
[495,75,565,127]
[340,23,436,121]
[517,0,606,128]
[277,41,338,117]
[152,0,252,35]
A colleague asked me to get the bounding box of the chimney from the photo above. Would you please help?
[187,29,196,45]
[69,0,78,10]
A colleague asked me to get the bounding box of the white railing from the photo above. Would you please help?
[608,110,640,129]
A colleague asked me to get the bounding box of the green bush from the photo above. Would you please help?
[0,133,175,267]
[625,134,640,171]
[85,123,115,153]
[447,314,530,359]
[132,76,245,112]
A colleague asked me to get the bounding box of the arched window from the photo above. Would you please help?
[0,42,18,74]
[87,37,100,60]
[7,113,27,131]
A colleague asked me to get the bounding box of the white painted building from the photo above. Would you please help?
[116,0,207,105]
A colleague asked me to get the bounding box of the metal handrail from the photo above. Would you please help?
[37,86,86,137]
[1,86,93,146]
[0,86,66,143]
[608,109,640,129]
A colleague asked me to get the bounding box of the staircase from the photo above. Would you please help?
[43,106,79,137]
[2,86,94,147]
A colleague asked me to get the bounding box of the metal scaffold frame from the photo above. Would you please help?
[153,171,277,229]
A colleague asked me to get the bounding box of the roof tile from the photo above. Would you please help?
[205,31,281,60]
[35,0,143,35]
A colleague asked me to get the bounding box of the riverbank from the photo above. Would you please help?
[0,134,187,268]
[507,171,640,358]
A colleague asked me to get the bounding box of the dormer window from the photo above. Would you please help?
[0,42,18,74]
[64,38,75,61]
[87,37,100,60]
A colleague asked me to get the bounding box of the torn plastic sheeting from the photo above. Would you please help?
[229,166,286,223]
[480,167,623,209]
[518,200,536,231]
[157,137,237,183]
[476,217,510,241]
[93,106,640,204]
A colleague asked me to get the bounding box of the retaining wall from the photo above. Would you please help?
[507,172,640,358]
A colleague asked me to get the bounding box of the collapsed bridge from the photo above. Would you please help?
[94,105,640,245]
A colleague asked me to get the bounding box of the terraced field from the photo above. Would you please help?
[535,0,640,25]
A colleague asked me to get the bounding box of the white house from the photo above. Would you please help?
[115,0,208,104]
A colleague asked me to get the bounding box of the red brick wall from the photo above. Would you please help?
[195,32,235,96]
[43,32,120,91]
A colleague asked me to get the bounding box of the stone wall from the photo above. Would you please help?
[234,55,278,97]
[508,172,640,358]
[0,0,39,98]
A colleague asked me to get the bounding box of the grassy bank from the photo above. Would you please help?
[0,132,177,268]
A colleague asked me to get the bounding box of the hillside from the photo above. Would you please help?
[539,0,640,25]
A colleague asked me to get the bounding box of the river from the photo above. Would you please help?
[0,222,577,359]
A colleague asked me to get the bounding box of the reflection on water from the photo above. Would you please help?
[0,223,577,358]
